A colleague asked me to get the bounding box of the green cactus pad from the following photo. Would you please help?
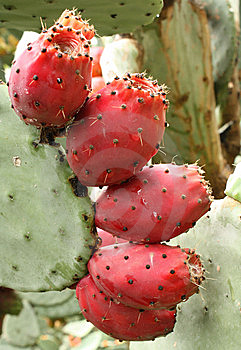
[225,163,241,203]
[0,339,36,350]
[0,0,163,36]
[130,197,241,349]
[0,85,96,292]
[18,289,73,307]
[2,300,40,347]
[38,336,59,350]
[201,0,237,107]
[33,291,80,319]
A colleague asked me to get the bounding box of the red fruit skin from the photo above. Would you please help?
[90,46,104,77]
[66,73,167,186]
[8,10,94,127]
[88,242,204,310]
[90,76,106,96]
[97,228,127,247]
[76,274,176,341]
[95,163,212,243]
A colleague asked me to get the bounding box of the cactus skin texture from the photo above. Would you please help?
[130,196,241,350]
[95,163,212,243]
[88,243,204,310]
[0,1,163,36]
[76,274,176,341]
[66,73,167,186]
[0,85,96,292]
[8,10,94,128]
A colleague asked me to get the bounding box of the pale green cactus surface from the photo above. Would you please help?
[0,84,96,292]
[225,162,241,203]
[0,0,163,36]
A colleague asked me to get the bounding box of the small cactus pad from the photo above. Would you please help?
[224,163,241,203]
[2,301,40,347]
[0,85,96,292]
[0,1,163,36]
[33,290,80,319]
[18,289,73,306]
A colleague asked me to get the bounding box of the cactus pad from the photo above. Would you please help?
[0,1,163,36]
[201,0,237,107]
[18,289,74,307]
[225,163,241,203]
[2,301,40,347]
[0,84,96,292]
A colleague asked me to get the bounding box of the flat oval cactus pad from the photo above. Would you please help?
[0,85,96,292]
[0,0,163,36]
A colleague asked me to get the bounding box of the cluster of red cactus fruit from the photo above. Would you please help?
[7,9,212,342]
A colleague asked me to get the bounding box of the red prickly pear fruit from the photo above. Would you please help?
[89,76,106,96]
[95,163,212,243]
[8,9,95,128]
[66,73,167,186]
[88,242,205,310]
[90,46,104,77]
[97,228,127,247]
[76,274,176,341]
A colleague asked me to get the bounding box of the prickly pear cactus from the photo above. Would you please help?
[0,0,163,36]
[130,195,241,349]
[0,84,96,292]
